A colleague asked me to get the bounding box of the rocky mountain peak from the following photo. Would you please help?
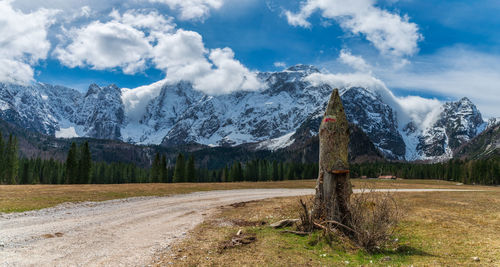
[0,66,491,162]
[416,97,486,160]
[85,83,101,97]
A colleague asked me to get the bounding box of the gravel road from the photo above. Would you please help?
[0,188,480,266]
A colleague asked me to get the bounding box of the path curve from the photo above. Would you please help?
[0,188,481,266]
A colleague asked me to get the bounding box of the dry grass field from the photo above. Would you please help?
[0,179,485,213]
[2,179,498,265]
[155,187,500,266]
[0,180,314,213]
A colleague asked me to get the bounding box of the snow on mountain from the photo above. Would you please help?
[415,97,486,160]
[0,65,489,161]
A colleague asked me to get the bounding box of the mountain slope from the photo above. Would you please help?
[453,121,500,159]
[414,97,486,160]
[0,65,488,162]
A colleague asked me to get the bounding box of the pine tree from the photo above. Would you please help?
[5,135,19,184]
[173,153,185,183]
[186,155,196,182]
[150,153,161,183]
[0,132,4,183]
[272,161,278,181]
[65,142,78,184]
[161,155,168,183]
[78,142,92,184]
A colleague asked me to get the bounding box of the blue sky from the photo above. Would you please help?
[2,0,499,117]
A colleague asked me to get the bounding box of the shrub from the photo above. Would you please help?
[348,188,401,251]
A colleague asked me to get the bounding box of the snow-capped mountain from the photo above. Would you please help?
[414,97,486,160]
[0,65,488,161]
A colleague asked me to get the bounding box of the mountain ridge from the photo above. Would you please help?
[0,64,488,162]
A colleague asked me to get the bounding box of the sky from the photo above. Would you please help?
[1,0,499,118]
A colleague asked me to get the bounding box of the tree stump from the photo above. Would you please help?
[312,88,352,230]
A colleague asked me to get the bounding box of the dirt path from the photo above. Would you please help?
[0,188,481,266]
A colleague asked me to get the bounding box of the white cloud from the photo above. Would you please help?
[80,6,92,18]
[285,0,421,57]
[0,1,58,84]
[54,8,260,94]
[152,29,211,81]
[152,30,261,94]
[274,62,286,68]
[147,0,223,20]
[110,9,175,32]
[54,20,153,74]
[0,59,35,85]
[379,47,500,118]
[194,48,262,94]
[396,96,442,130]
[338,49,371,72]
[54,10,174,74]
[122,78,167,122]
[305,71,443,130]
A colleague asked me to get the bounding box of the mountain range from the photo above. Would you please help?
[0,65,496,163]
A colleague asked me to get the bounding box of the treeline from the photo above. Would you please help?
[0,133,19,184]
[0,134,317,184]
[3,130,497,185]
[0,133,150,184]
[149,153,319,183]
[351,158,500,185]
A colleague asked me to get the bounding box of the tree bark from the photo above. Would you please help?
[313,89,352,229]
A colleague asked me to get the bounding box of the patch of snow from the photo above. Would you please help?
[0,100,9,111]
[257,132,295,151]
[55,127,79,138]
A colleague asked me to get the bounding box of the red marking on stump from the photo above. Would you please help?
[323,118,336,123]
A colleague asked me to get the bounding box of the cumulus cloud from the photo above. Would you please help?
[285,0,421,57]
[194,48,261,94]
[305,71,443,130]
[152,30,261,94]
[54,21,152,73]
[396,96,442,130]
[109,9,175,32]
[147,0,223,20]
[338,49,371,72]
[121,78,167,122]
[0,1,58,84]
[379,47,500,118]
[54,10,175,74]
[152,29,211,81]
[54,8,260,95]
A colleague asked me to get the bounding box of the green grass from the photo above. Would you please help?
[156,187,500,266]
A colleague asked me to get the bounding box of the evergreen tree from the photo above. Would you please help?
[173,153,185,183]
[272,160,278,181]
[5,135,19,184]
[65,142,78,184]
[0,132,4,183]
[186,155,196,182]
[150,153,161,183]
[78,142,92,184]
[161,155,168,183]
